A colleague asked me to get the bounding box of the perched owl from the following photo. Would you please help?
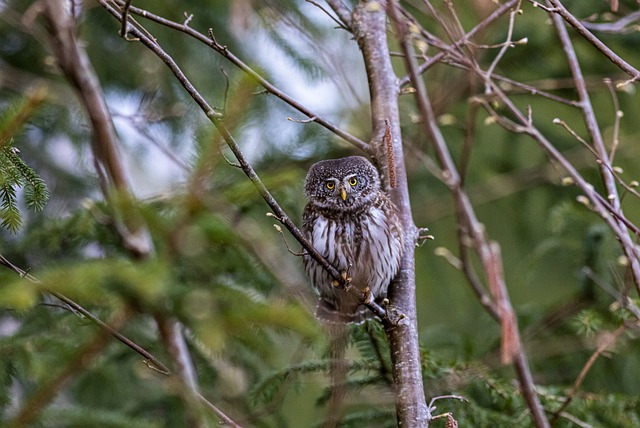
[302,156,404,323]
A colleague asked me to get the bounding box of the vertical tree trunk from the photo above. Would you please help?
[352,2,430,426]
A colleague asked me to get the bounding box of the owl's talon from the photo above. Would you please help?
[341,271,349,281]
[416,227,435,247]
[332,280,340,287]
[362,287,373,305]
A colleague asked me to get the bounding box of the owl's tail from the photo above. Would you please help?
[316,298,375,324]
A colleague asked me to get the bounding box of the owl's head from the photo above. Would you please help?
[304,156,381,210]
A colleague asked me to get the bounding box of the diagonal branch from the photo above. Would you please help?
[546,1,640,292]
[40,3,227,426]
[388,2,550,427]
[106,0,369,153]
[97,0,387,321]
[41,0,151,258]
[541,0,640,82]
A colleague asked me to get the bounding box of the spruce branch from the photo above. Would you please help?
[0,144,50,232]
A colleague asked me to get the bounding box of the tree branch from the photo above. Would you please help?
[542,0,640,82]
[97,0,387,321]
[105,0,369,153]
[355,1,430,426]
[389,2,550,426]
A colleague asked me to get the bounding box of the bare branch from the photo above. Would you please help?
[550,325,626,424]
[389,2,550,426]
[542,0,640,82]
[307,0,350,31]
[103,0,369,153]
[41,0,151,257]
[324,0,353,29]
[581,10,640,34]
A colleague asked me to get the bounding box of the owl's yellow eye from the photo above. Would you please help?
[326,181,335,190]
[349,177,357,186]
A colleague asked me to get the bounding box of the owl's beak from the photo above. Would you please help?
[340,187,347,201]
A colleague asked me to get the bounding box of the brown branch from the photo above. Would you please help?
[41,0,151,258]
[98,0,387,320]
[550,325,626,424]
[41,4,239,426]
[119,0,132,37]
[389,2,550,427]
[105,0,369,153]
[355,1,431,425]
[582,10,640,34]
[542,0,640,82]
[398,0,520,87]
[324,0,353,29]
[308,0,350,31]
[548,6,640,286]
[0,253,171,374]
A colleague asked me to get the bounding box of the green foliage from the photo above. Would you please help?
[0,142,50,232]
[0,90,50,232]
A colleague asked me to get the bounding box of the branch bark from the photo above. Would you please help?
[388,2,550,426]
[348,1,430,426]
[39,3,225,427]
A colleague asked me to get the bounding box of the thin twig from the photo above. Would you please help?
[398,0,520,87]
[97,0,388,321]
[0,253,172,374]
[550,325,626,424]
[604,78,622,163]
[542,0,640,81]
[104,0,369,152]
[323,0,353,30]
[581,10,640,34]
[119,0,132,37]
[485,1,522,92]
[389,2,549,426]
[306,0,350,31]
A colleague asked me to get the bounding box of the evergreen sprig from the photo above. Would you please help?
[0,142,50,232]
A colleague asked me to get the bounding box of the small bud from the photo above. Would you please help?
[438,114,457,126]
[613,166,623,174]
[630,180,639,187]
[561,177,574,186]
[576,195,590,206]
[617,255,629,266]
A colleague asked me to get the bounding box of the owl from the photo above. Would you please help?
[302,156,404,323]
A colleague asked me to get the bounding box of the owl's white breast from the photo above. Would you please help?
[308,205,402,296]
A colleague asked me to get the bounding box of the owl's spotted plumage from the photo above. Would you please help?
[302,156,404,323]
